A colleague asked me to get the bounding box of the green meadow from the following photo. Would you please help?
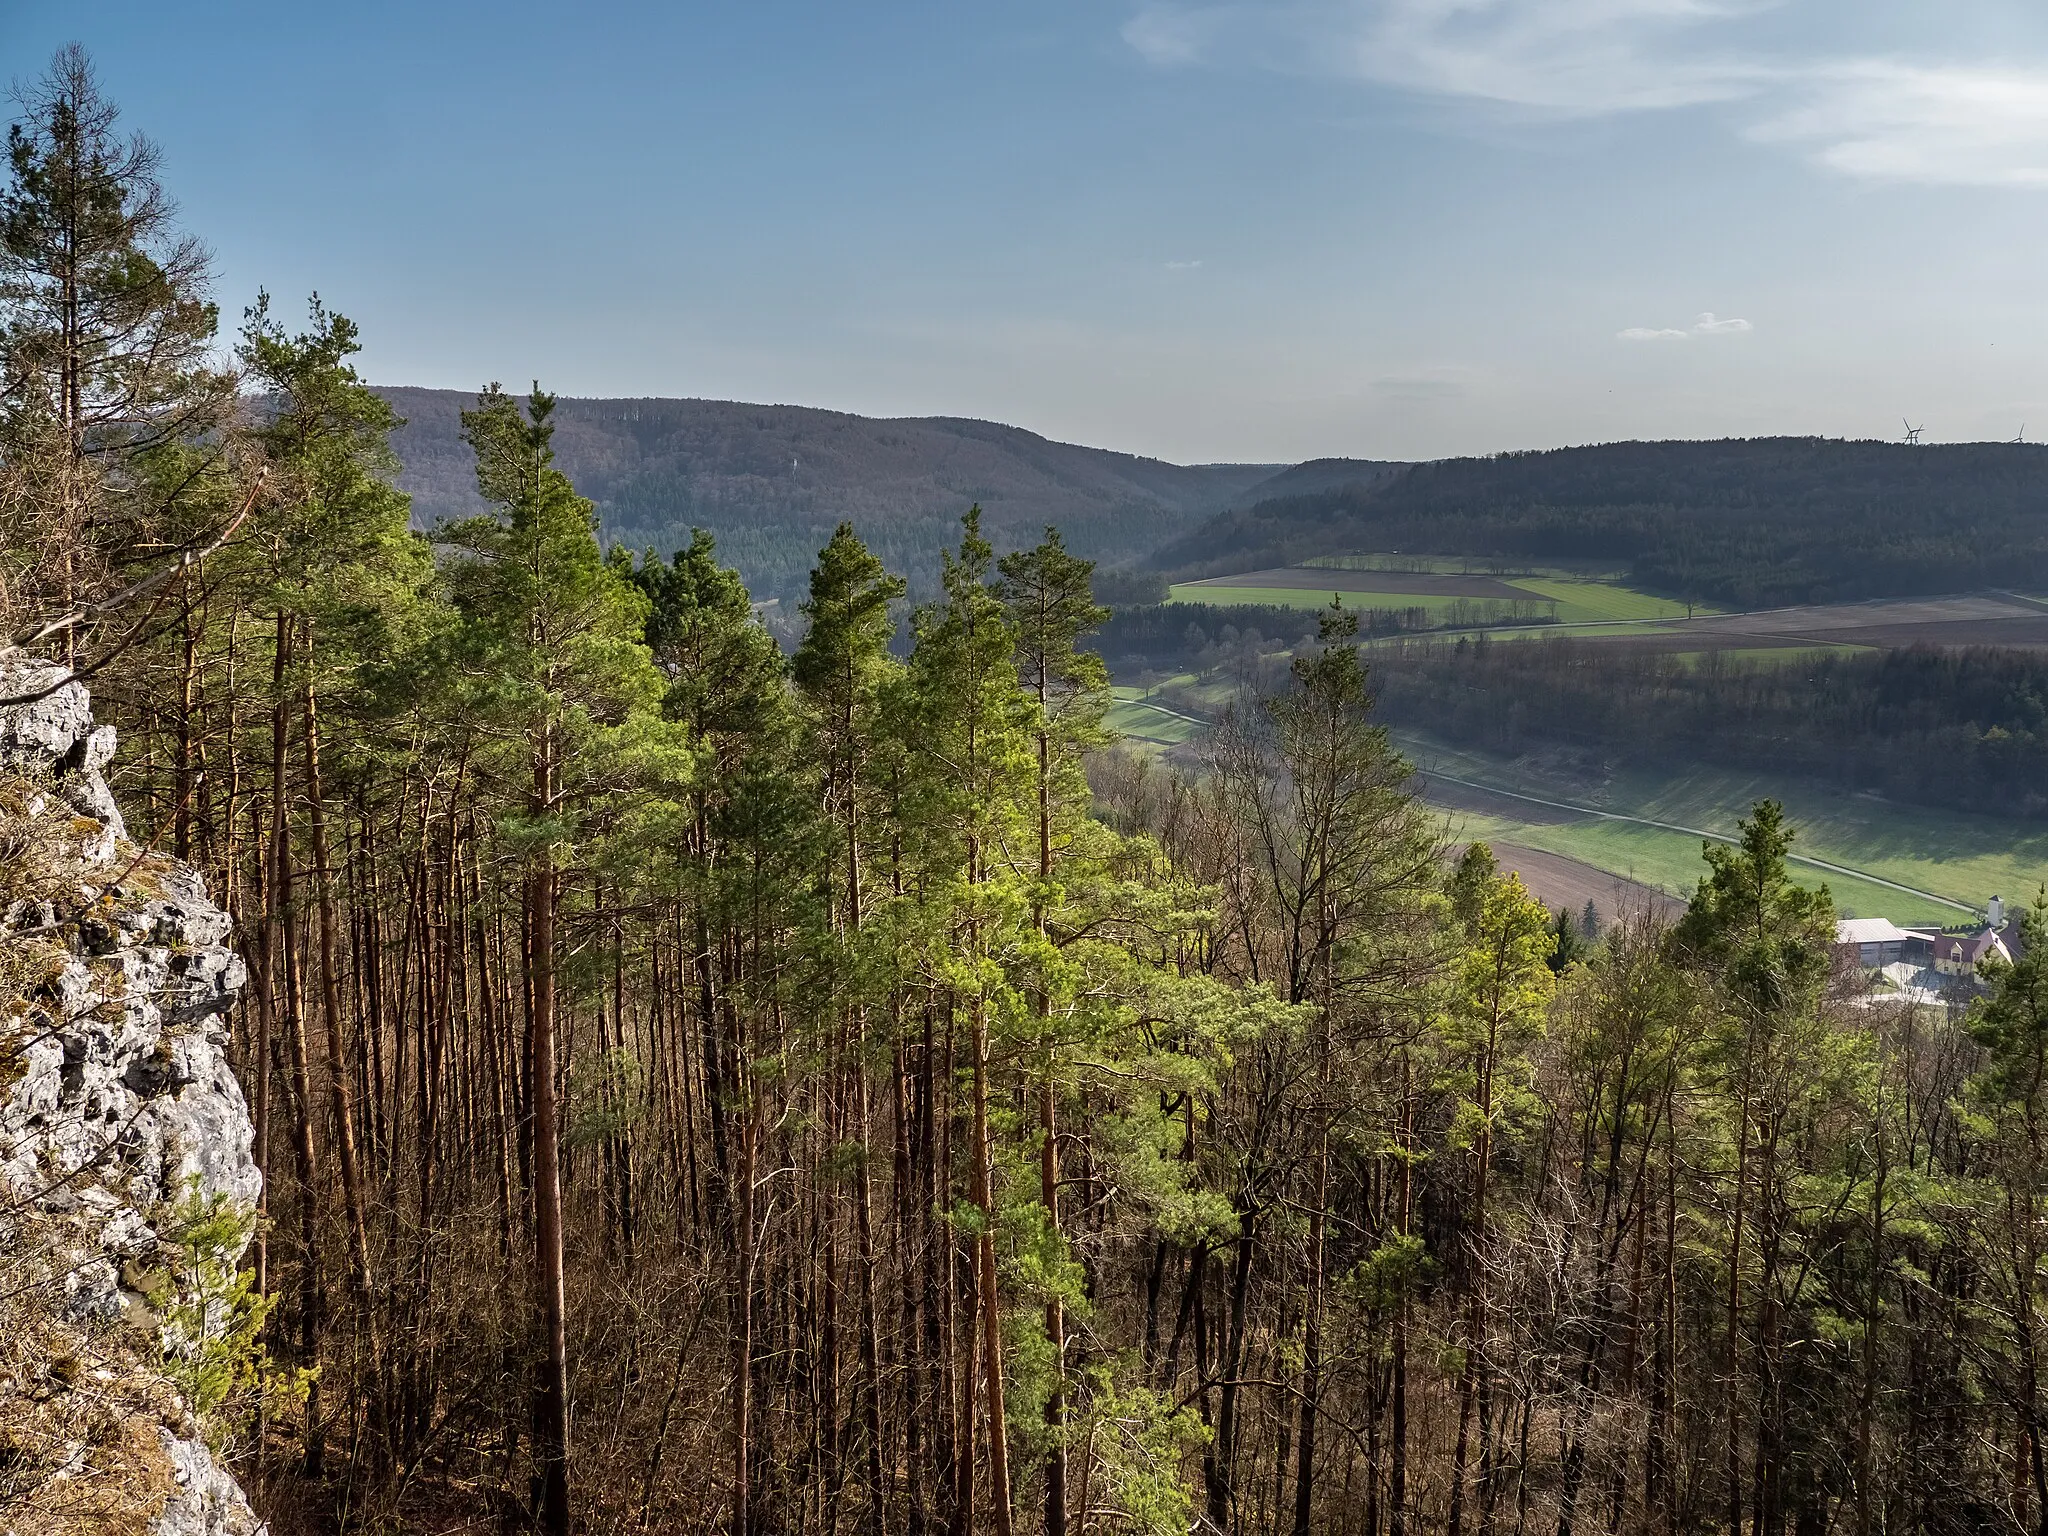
[1502,577,1702,623]
[1168,566,1707,628]
[1395,728,2045,929]
[1164,583,1505,616]
[1105,697,1201,747]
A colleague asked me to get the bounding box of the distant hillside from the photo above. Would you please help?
[1219,457,1402,503]
[378,387,1283,598]
[1153,437,2048,608]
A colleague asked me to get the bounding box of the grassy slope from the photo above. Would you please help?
[1106,698,1200,746]
[1434,803,1756,906]
[1624,764,2048,910]
[1103,676,2045,926]
[1168,584,1547,617]
[1169,570,1705,626]
[1396,729,2045,928]
[1431,798,1966,928]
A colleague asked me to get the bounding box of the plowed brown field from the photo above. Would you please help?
[1482,842,1685,925]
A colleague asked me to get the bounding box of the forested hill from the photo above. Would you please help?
[1214,455,1404,502]
[378,386,1283,597]
[1153,437,2048,608]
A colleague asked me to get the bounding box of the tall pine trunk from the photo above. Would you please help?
[526,725,571,1536]
[301,658,383,1398]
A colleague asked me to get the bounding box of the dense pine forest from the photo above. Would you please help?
[17,46,2048,1536]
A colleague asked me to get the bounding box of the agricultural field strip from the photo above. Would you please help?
[1118,697,1205,727]
[1180,567,1527,597]
[1179,575,2048,654]
[1172,587,1716,630]
[1371,592,2048,648]
[1421,769,1976,915]
[1304,554,1628,580]
[1463,836,1685,921]
[1177,565,1697,622]
[1105,687,1981,918]
[1168,584,1535,615]
[1992,590,2048,612]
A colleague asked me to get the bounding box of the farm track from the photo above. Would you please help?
[1113,695,1984,917]
[1417,770,1977,915]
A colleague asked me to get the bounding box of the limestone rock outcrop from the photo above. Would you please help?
[0,659,263,1536]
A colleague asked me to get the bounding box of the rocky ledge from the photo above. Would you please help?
[0,659,262,1536]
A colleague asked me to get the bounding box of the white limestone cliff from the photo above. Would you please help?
[0,659,263,1536]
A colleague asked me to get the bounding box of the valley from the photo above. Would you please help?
[15,25,2048,1536]
[1105,547,2048,934]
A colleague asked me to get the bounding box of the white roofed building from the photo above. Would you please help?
[1835,918,1929,970]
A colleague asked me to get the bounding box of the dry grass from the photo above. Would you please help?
[0,1212,189,1536]
[0,769,191,1532]
[0,772,90,1100]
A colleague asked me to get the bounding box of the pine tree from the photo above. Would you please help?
[1672,800,1837,1535]
[1438,870,1554,1536]
[904,508,1035,1536]
[994,528,1108,1536]
[0,43,230,647]
[233,292,434,1462]
[795,522,906,935]
[440,383,668,1536]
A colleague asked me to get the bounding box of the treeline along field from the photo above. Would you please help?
[1363,635,2048,819]
[1090,599,1518,679]
[21,46,2048,1536]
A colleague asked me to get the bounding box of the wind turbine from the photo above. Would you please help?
[2013,426,2028,444]
[1902,419,1925,445]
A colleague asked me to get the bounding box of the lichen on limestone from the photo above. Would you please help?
[0,658,264,1536]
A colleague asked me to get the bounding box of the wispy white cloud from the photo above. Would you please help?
[1754,61,2048,187]
[1125,1,1774,111]
[1165,258,1205,269]
[1618,312,1751,340]
[1125,4,1224,67]
[1344,0,1771,115]
[1123,1,2048,188]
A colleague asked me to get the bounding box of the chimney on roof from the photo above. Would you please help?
[1990,895,2006,928]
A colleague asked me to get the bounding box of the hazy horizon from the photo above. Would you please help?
[370,381,2043,469]
[16,0,2048,463]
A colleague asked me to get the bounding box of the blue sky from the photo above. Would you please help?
[11,0,2048,463]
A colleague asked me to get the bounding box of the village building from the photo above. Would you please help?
[1834,894,2024,992]
[1834,917,1926,969]
[1927,926,2012,978]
